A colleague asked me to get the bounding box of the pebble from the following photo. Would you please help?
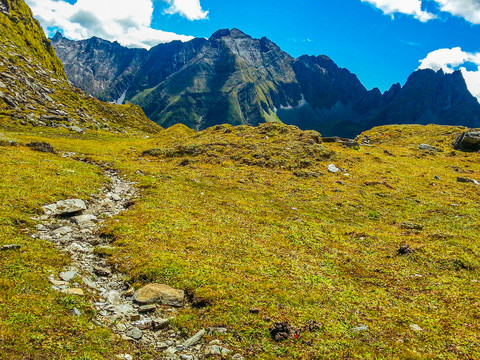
[125,327,143,340]
[72,307,81,316]
[328,164,341,173]
[139,304,157,313]
[59,270,77,282]
[61,288,84,296]
[410,324,423,332]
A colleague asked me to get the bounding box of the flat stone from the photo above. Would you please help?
[139,304,157,313]
[42,199,87,216]
[205,345,231,357]
[132,318,153,330]
[59,270,77,282]
[93,266,111,276]
[53,226,73,235]
[419,144,442,152]
[106,290,122,305]
[165,347,177,356]
[114,304,134,315]
[183,329,206,348]
[61,288,84,296]
[125,327,142,340]
[134,283,185,307]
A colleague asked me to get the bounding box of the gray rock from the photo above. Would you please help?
[139,304,157,313]
[152,318,169,330]
[1,244,20,251]
[132,318,153,330]
[114,304,134,315]
[106,290,123,305]
[208,327,228,335]
[183,329,206,348]
[453,129,480,152]
[351,324,368,332]
[53,226,73,235]
[93,266,111,276]
[72,307,81,316]
[419,144,442,152]
[125,327,142,340]
[205,345,231,357]
[328,164,341,173]
[59,270,77,282]
[410,324,423,332]
[457,177,479,185]
[180,355,194,360]
[232,354,245,360]
[42,199,87,216]
[165,347,177,356]
[69,125,84,133]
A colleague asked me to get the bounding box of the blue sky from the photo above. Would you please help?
[26,0,480,98]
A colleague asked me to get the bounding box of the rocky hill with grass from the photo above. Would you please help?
[0,0,160,134]
[52,29,480,137]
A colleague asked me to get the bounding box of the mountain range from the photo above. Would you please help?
[51,29,480,137]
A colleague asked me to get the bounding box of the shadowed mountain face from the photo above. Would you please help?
[52,29,480,137]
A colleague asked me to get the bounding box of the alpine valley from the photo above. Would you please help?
[52,29,480,138]
[1,0,480,360]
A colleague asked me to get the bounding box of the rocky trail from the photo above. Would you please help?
[28,154,241,360]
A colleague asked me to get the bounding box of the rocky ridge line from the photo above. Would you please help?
[30,154,242,360]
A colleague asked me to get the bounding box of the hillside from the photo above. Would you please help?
[0,0,160,134]
[52,30,480,137]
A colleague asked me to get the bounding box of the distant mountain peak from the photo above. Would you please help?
[209,28,251,40]
[52,31,63,42]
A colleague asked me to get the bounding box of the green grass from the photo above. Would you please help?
[1,123,480,359]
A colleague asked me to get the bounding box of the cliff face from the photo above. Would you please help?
[52,28,480,136]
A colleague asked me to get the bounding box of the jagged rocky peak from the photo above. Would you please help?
[209,28,251,40]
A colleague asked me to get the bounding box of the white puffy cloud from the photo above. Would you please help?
[419,47,480,100]
[164,0,209,20]
[361,0,436,21]
[435,0,480,24]
[25,0,208,48]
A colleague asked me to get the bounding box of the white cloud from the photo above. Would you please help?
[362,0,480,24]
[419,47,480,100]
[164,0,209,20]
[361,0,436,22]
[435,0,480,24]
[24,0,208,48]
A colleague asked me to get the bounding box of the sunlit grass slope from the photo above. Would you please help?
[1,123,479,359]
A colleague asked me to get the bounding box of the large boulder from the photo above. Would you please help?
[42,199,87,216]
[453,129,480,152]
[134,283,185,307]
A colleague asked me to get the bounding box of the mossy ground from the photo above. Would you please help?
[1,123,479,359]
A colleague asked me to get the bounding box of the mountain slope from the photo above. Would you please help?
[131,29,303,129]
[0,0,159,133]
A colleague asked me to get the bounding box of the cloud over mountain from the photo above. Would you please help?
[419,47,480,101]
